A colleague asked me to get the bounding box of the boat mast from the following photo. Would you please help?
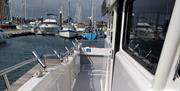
[22,0,27,20]
[9,0,13,21]
[75,0,82,23]
[25,0,27,20]
[68,0,70,24]
[91,0,94,31]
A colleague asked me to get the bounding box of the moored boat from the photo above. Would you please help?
[38,14,60,35]
[82,32,97,40]
[59,25,77,38]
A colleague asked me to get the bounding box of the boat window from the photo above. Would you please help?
[122,0,175,74]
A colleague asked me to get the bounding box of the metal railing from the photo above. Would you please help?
[0,40,81,91]
[0,58,37,91]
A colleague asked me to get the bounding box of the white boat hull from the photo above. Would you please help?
[59,31,77,38]
[39,24,60,34]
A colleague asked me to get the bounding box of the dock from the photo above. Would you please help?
[4,29,35,38]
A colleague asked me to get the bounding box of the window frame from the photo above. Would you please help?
[120,0,175,75]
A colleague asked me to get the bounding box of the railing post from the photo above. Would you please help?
[72,41,76,47]
[3,74,10,91]
[32,51,47,70]
[65,47,71,55]
[53,50,62,63]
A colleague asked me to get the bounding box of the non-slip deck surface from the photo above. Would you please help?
[73,64,106,91]
[8,58,60,91]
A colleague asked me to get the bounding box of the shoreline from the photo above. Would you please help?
[4,29,35,38]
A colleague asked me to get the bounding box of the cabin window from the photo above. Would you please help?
[122,0,175,74]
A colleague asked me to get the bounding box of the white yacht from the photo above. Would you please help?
[0,0,179,91]
[39,18,60,35]
[74,23,86,32]
[74,23,86,37]
[59,25,77,38]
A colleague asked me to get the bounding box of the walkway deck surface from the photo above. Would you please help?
[8,55,107,91]
[73,64,103,91]
[8,58,60,91]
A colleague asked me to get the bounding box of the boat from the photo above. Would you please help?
[0,21,17,29]
[38,14,60,35]
[0,0,179,91]
[59,25,77,38]
[82,32,97,40]
[81,0,97,40]
[58,0,77,38]
[74,23,86,37]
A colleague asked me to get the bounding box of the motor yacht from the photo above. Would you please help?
[38,14,60,35]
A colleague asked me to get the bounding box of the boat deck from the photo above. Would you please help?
[8,58,60,91]
[73,64,105,91]
[8,51,108,91]
[73,55,107,91]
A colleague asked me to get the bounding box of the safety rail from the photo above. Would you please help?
[0,49,75,91]
[0,58,38,91]
[0,40,81,91]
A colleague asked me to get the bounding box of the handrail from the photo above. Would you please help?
[0,57,37,91]
[0,40,81,90]
[0,58,37,76]
[32,51,46,69]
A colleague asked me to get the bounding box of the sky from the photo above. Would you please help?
[9,0,104,21]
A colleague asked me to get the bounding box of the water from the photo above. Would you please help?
[0,35,73,70]
[0,35,104,90]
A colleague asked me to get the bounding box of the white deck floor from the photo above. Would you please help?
[73,61,106,91]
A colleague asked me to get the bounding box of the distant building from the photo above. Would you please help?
[0,0,10,20]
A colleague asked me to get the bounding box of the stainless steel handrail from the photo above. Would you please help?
[0,58,37,91]
[32,51,46,69]
[0,40,81,90]
[0,58,37,76]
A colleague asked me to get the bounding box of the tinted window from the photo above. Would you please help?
[123,0,175,74]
